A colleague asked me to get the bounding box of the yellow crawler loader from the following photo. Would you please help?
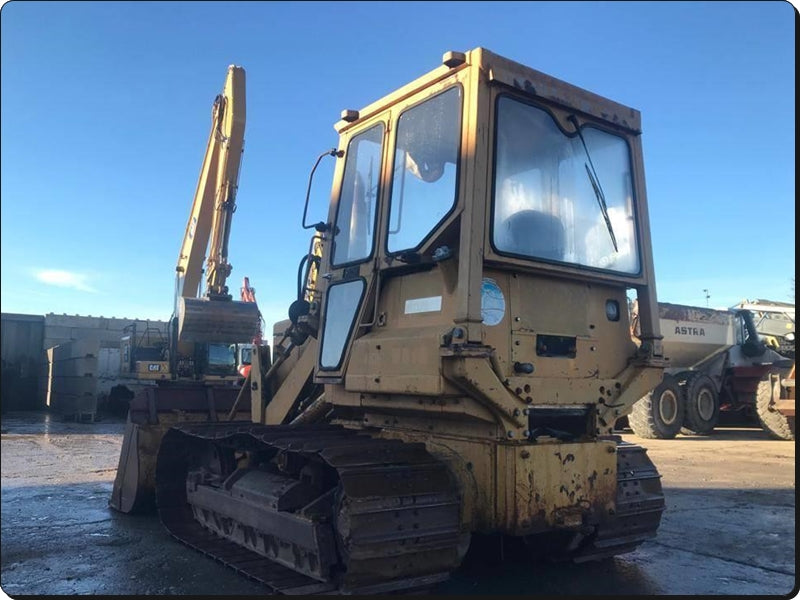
[118,48,669,593]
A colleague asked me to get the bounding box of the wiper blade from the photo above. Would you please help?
[584,162,618,252]
[569,115,618,252]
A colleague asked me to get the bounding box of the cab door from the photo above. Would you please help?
[315,72,467,383]
[315,118,388,383]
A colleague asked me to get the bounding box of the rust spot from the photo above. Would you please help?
[513,78,537,96]
[559,485,576,501]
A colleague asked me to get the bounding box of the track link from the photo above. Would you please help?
[155,422,467,594]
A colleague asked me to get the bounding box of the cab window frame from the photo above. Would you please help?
[330,121,386,269]
[488,91,644,278]
[384,83,464,258]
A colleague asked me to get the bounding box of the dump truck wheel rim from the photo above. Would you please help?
[659,390,679,425]
[697,388,715,421]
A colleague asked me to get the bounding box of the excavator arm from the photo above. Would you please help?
[173,65,259,343]
[110,67,258,515]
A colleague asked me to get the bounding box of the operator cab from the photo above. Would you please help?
[304,48,663,443]
[202,342,253,377]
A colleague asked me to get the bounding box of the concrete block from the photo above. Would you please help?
[98,348,121,377]
[50,375,96,397]
[65,338,100,359]
[50,390,97,421]
[52,357,98,378]
[45,314,99,329]
[43,326,75,344]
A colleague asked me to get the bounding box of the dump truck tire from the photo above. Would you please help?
[629,375,684,439]
[755,377,795,440]
[680,373,719,435]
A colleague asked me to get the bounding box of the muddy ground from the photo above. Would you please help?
[0,411,795,596]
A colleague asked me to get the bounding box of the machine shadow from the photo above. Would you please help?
[436,482,795,595]
[438,533,662,595]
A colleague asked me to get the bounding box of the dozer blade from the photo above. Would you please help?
[178,297,260,343]
[109,383,249,514]
[110,417,169,513]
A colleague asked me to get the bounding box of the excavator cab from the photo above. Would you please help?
[203,342,238,376]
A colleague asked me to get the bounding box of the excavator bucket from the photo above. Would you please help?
[177,297,260,343]
[109,383,250,513]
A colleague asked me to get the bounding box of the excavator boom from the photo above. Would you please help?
[110,66,258,515]
[174,64,258,343]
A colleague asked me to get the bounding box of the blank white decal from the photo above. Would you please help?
[405,296,442,314]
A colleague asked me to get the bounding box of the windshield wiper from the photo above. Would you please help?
[569,115,618,252]
[584,163,618,252]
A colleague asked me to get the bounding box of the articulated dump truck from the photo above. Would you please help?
[117,48,671,594]
[627,302,794,440]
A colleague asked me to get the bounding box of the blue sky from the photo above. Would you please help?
[1,1,795,333]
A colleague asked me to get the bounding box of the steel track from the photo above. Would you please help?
[155,422,465,594]
[155,424,663,593]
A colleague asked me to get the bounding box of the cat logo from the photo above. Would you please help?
[148,363,162,372]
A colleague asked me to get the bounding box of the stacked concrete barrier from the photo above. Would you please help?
[47,338,100,422]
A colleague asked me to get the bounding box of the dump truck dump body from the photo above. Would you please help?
[658,302,741,366]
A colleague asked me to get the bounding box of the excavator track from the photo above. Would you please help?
[155,422,468,595]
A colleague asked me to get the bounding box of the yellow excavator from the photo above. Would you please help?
[110,65,260,513]
[116,48,669,593]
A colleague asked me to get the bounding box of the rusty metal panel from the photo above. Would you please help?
[478,48,641,133]
[2,313,45,410]
[1,313,44,363]
[512,441,616,534]
[346,328,444,395]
